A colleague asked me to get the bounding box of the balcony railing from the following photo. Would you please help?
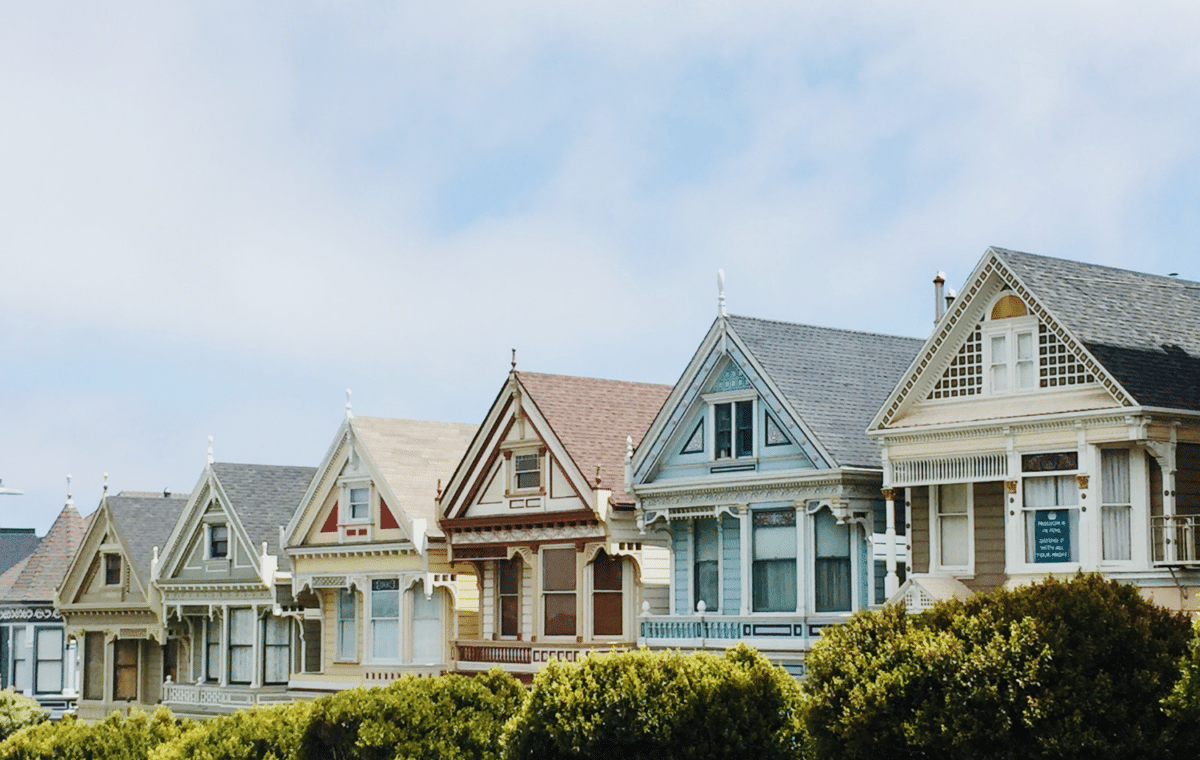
[1152,514,1200,566]
[453,640,629,671]
[639,614,840,651]
[162,682,293,713]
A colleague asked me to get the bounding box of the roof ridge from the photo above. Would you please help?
[727,313,924,342]
[515,370,673,389]
[992,247,1200,287]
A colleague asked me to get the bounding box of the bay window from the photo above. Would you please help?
[370,579,400,661]
[1023,474,1079,563]
[814,510,851,612]
[542,548,576,636]
[752,510,796,612]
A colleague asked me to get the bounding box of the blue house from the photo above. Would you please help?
[630,287,921,674]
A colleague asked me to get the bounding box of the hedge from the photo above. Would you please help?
[0,707,184,760]
[0,690,46,744]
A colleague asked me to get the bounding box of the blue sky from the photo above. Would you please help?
[4,2,1200,533]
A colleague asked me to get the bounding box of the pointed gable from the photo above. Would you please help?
[210,463,315,571]
[105,492,190,588]
[0,502,86,603]
[516,373,672,506]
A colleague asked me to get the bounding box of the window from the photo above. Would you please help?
[298,619,322,674]
[34,628,63,694]
[514,453,540,490]
[336,589,357,661]
[113,639,138,701]
[592,552,623,637]
[349,487,370,521]
[752,510,796,612]
[104,554,121,586]
[83,631,103,701]
[412,590,443,664]
[1102,449,1132,561]
[1024,473,1079,564]
[498,558,521,638]
[370,579,400,661]
[228,608,254,684]
[693,518,719,612]
[715,401,753,459]
[987,328,1035,394]
[936,483,971,568]
[542,548,576,636]
[263,616,290,685]
[209,525,228,559]
[11,628,29,692]
[163,639,179,684]
[205,617,220,682]
[814,510,851,612]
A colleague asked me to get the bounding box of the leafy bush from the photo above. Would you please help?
[298,669,524,760]
[0,690,46,744]
[0,706,184,760]
[504,644,808,760]
[804,573,1194,760]
[150,701,312,760]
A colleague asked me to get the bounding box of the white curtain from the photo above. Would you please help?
[228,608,254,683]
[1102,450,1132,561]
[263,617,290,684]
[411,589,443,665]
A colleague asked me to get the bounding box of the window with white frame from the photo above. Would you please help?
[752,510,796,612]
[209,525,229,559]
[513,453,541,491]
[205,616,220,682]
[336,589,357,661]
[228,608,254,684]
[935,483,972,570]
[1101,449,1132,561]
[814,510,851,613]
[370,579,400,661]
[348,486,371,521]
[714,400,754,459]
[542,548,576,636]
[498,558,521,638]
[262,616,290,685]
[11,627,29,692]
[1022,452,1080,564]
[411,590,443,664]
[986,322,1036,394]
[693,518,719,612]
[83,631,103,701]
[34,628,62,694]
[592,552,623,637]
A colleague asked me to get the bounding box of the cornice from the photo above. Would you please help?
[449,522,605,545]
[287,542,418,559]
[876,411,1150,447]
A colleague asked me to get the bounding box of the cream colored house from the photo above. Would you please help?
[284,413,477,692]
[870,247,1200,611]
[438,371,672,680]
[56,490,188,719]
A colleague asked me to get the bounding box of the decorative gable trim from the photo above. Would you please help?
[873,249,1135,430]
[157,466,261,583]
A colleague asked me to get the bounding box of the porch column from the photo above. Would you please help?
[883,488,899,597]
[250,606,263,689]
[219,606,229,687]
[793,501,806,615]
[738,504,751,615]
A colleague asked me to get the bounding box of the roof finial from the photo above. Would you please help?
[436,478,443,500]
[511,348,517,372]
[625,435,634,462]
[206,435,215,464]
[103,472,109,494]
[595,465,602,487]
[717,269,727,318]
[65,474,72,503]
[345,389,353,419]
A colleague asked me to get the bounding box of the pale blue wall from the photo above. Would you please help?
[721,513,741,615]
[672,521,689,615]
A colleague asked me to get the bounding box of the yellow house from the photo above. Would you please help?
[284,412,477,692]
[57,489,188,719]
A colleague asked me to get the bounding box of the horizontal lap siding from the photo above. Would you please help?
[672,523,689,615]
[722,514,741,615]
[910,487,929,574]
[967,481,1006,594]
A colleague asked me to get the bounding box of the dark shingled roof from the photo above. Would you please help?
[106,492,190,586]
[0,529,39,577]
[994,248,1200,411]
[516,373,673,505]
[211,463,316,572]
[727,315,924,469]
[0,503,86,603]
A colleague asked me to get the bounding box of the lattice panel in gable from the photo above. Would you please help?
[1038,323,1095,388]
[928,326,982,400]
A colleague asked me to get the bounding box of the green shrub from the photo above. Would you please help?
[298,669,525,760]
[803,573,1194,760]
[504,644,808,760]
[0,706,184,760]
[150,700,312,760]
[0,690,47,744]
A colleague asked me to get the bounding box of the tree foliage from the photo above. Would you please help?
[0,707,184,760]
[504,644,808,760]
[0,690,47,744]
[803,573,1194,760]
[149,701,312,760]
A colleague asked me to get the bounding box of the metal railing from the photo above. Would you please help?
[1152,514,1200,565]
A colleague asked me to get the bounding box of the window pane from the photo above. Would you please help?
[412,590,443,664]
[1017,331,1033,361]
[543,594,576,636]
[593,592,623,636]
[372,587,399,619]
[1024,474,1076,508]
[1103,505,1132,561]
[938,483,969,515]
[350,487,369,519]
[715,403,732,459]
[113,640,138,700]
[83,632,104,701]
[940,515,969,566]
[593,554,622,591]
[265,616,290,645]
[815,514,850,559]
[515,454,540,489]
[229,609,254,645]
[754,511,797,561]
[694,519,719,612]
[815,558,851,612]
[500,597,520,637]
[105,554,121,585]
[542,549,576,591]
[1102,450,1132,562]
[210,525,228,558]
[752,559,796,612]
[372,619,399,660]
[499,558,521,595]
[1102,450,1131,504]
[1025,509,1077,563]
[12,628,29,692]
[337,620,356,660]
[735,400,753,457]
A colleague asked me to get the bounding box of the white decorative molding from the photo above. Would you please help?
[889,452,1008,487]
[451,523,602,545]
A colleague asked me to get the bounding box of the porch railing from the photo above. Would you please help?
[162,683,293,711]
[1152,514,1200,565]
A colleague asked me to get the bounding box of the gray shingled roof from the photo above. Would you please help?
[727,315,924,469]
[106,492,190,586]
[0,503,86,603]
[0,529,39,577]
[994,248,1200,411]
[211,463,316,572]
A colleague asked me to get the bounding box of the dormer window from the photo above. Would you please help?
[104,553,122,586]
[209,525,228,559]
[715,400,753,459]
[349,487,370,521]
[514,453,541,491]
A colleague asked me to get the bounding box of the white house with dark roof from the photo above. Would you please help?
[56,489,189,719]
[156,460,315,717]
[438,370,672,680]
[0,496,86,716]
[631,293,922,676]
[870,247,1200,611]
[284,412,477,691]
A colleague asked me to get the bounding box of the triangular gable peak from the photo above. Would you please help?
[58,500,148,606]
[632,317,832,485]
[441,374,600,524]
[158,467,266,584]
[874,248,1130,431]
[288,416,475,553]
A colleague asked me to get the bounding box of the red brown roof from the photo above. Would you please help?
[0,502,87,603]
[515,372,671,505]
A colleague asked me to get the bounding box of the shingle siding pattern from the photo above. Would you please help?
[727,315,924,468]
[516,373,672,505]
[106,493,190,586]
[995,248,1200,411]
[0,530,39,577]
[1,504,86,603]
[211,463,317,572]
[350,417,478,538]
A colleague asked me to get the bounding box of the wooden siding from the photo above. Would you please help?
[1178,443,1200,516]
[721,514,741,615]
[672,522,688,615]
[910,486,929,574]
[966,481,1005,594]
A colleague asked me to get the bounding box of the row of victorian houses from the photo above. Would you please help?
[4,246,1199,720]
